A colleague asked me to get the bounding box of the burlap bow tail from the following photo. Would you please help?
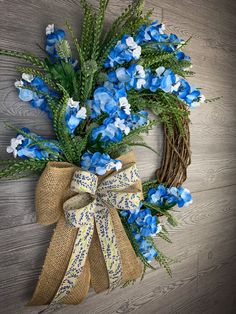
[30,152,143,305]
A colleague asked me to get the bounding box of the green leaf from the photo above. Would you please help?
[0,159,50,179]
[0,48,48,70]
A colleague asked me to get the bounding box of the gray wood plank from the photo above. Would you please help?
[0,0,236,313]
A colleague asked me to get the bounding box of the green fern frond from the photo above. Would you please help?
[105,119,159,155]
[91,0,109,60]
[155,249,173,277]
[0,159,49,179]
[158,231,172,243]
[80,3,95,59]
[65,21,84,64]
[0,48,48,70]
[129,142,159,155]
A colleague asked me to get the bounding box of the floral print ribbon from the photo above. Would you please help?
[52,163,142,303]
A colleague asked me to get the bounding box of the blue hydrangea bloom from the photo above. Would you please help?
[88,82,127,118]
[138,238,158,262]
[15,74,55,118]
[173,78,201,108]
[135,21,190,61]
[148,184,192,207]
[120,203,161,262]
[108,64,146,91]
[65,98,87,134]
[91,116,124,143]
[135,21,168,44]
[6,128,61,160]
[167,186,193,207]
[45,24,65,58]
[126,110,149,129]
[80,151,122,176]
[104,35,142,68]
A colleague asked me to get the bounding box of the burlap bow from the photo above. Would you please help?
[30,151,143,305]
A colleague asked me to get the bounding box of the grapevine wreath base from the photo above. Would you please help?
[0,0,207,309]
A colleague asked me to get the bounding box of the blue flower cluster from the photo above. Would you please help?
[65,98,87,134]
[15,74,56,118]
[6,128,61,160]
[148,184,192,208]
[108,64,203,108]
[45,24,65,59]
[89,81,149,143]
[104,35,142,68]
[135,20,190,61]
[120,183,192,262]
[45,24,78,67]
[121,205,162,262]
[80,151,122,176]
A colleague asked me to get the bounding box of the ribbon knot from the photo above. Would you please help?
[52,163,142,303]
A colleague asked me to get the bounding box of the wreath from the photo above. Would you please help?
[0,0,206,309]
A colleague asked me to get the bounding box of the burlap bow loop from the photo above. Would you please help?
[30,151,143,306]
[51,162,142,304]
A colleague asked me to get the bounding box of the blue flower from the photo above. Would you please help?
[15,74,55,118]
[135,21,167,44]
[148,184,192,208]
[139,239,158,262]
[89,82,127,118]
[174,78,202,108]
[127,110,149,130]
[65,98,87,134]
[6,128,61,160]
[135,21,190,62]
[167,186,192,207]
[91,116,124,143]
[80,151,122,175]
[45,24,65,58]
[104,35,141,68]
[108,64,146,91]
[148,184,169,206]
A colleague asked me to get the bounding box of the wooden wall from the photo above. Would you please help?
[0,0,236,313]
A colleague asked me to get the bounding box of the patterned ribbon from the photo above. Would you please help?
[52,163,142,303]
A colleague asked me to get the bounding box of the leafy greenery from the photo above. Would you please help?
[128,89,190,135]
[0,159,51,179]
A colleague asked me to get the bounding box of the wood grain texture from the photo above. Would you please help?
[0,0,236,313]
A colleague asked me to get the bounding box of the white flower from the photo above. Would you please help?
[76,106,87,120]
[136,65,145,78]
[132,45,142,59]
[156,223,162,234]
[159,23,166,34]
[172,81,181,92]
[46,24,55,35]
[184,65,193,72]
[177,39,185,49]
[115,117,130,135]
[106,160,122,172]
[156,66,165,77]
[126,36,137,49]
[136,78,146,89]
[22,73,34,83]
[6,135,25,158]
[67,98,80,109]
[199,95,206,103]
[14,80,24,88]
[119,97,131,115]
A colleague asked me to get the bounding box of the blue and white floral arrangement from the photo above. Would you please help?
[0,0,206,307]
